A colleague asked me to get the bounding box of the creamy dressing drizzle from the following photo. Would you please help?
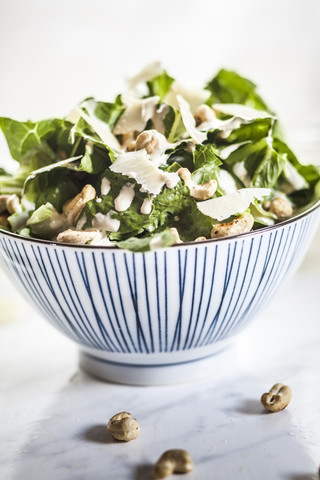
[92,211,120,232]
[140,198,153,215]
[101,177,111,196]
[114,183,135,212]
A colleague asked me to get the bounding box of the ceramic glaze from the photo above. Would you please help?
[0,205,319,384]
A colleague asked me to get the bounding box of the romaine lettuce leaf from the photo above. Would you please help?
[0,117,76,162]
[23,159,87,211]
[205,69,269,111]
[114,229,176,252]
[147,71,175,101]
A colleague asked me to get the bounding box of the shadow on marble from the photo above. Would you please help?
[284,475,319,480]
[235,398,266,415]
[81,424,113,444]
[133,464,153,480]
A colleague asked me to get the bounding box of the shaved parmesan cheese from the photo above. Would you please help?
[197,188,271,221]
[233,162,251,187]
[113,94,159,135]
[70,104,121,151]
[110,149,180,196]
[128,61,164,89]
[165,82,210,112]
[281,161,308,193]
[177,95,207,144]
[213,103,273,121]
[216,169,238,194]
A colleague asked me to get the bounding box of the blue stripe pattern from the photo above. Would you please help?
[0,210,318,355]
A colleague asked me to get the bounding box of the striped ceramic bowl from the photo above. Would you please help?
[0,203,319,385]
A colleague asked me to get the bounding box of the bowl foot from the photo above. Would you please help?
[79,339,238,386]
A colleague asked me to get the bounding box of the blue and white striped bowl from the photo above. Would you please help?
[0,203,319,385]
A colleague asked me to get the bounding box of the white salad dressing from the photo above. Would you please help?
[110,149,180,196]
[101,177,111,196]
[92,211,120,232]
[114,183,135,212]
[140,198,153,215]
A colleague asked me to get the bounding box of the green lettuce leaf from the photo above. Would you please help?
[0,117,76,162]
[147,71,175,101]
[162,104,185,142]
[191,144,222,185]
[222,139,287,189]
[23,158,86,211]
[205,69,269,111]
[90,95,125,130]
[114,229,176,252]
[26,202,66,238]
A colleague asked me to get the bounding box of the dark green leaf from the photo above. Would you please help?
[205,69,269,111]
[92,96,125,130]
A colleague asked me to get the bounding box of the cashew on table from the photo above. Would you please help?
[152,449,194,479]
[261,383,292,412]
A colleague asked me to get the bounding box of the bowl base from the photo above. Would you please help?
[79,338,239,385]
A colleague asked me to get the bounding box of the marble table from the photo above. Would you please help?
[1,225,320,480]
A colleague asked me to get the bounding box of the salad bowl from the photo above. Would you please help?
[1,65,320,384]
[0,202,319,385]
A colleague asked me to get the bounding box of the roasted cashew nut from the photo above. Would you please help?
[152,449,194,479]
[63,184,96,227]
[193,104,216,126]
[263,197,293,219]
[0,212,10,228]
[56,229,98,245]
[135,129,167,155]
[261,383,292,412]
[0,194,20,214]
[107,411,140,442]
[210,213,254,238]
[178,167,217,201]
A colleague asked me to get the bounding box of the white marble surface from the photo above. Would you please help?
[1,225,320,480]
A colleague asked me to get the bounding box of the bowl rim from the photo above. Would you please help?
[0,197,319,251]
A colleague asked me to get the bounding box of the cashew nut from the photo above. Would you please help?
[63,184,96,227]
[210,213,254,238]
[0,194,20,214]
[261,383,292,412]
[152,449,194,479]
[263,197,293,219]
[169,227,183,244]
[126,140,137,152]
[194,104,216,126]
[178,167,217,201]
[107,411,140,442]
[6,194,21,214]
[56,229,98,245]
[194,236,207,242]
[0,212,10,229]
[135,129,167,154]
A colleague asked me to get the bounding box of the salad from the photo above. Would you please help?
[0,64,319,252]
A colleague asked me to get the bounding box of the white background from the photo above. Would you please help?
[0,0,320,164]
